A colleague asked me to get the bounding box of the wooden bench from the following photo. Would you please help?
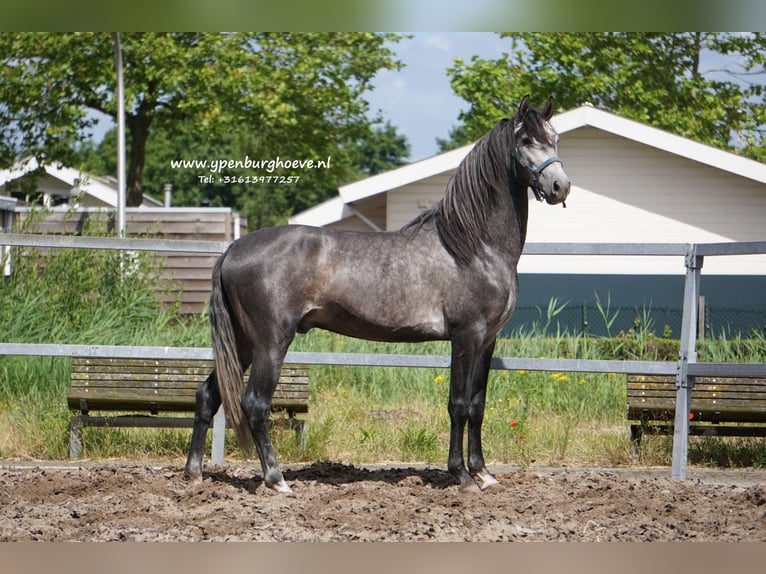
[627,374,766,445]
[67,357,310,459]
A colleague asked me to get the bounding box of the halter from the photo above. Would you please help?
[511,147,564,203]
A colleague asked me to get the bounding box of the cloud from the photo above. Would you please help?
[422,35,451,52]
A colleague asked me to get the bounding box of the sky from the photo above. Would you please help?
[365,32,508,161]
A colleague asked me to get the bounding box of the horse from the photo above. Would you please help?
[184,95,570,494]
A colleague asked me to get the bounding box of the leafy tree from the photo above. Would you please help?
[0,32,404,208]
[351,120,410,177]
[442,33,765,161]
[78,121,254,210]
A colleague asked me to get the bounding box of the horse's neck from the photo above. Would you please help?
[489,180,528,258]
[514,183,530,248]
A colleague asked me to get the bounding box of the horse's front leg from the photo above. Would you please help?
[184,371,221,483]
[447,336,486,493]
[467,339,500,491]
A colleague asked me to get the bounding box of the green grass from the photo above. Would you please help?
[285,333,635,468]
[2,238,765,468]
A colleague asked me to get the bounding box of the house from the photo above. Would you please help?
[290,104,766,336]
[1,194,16,278]
[0,195,15,232]
[0,157,163,208]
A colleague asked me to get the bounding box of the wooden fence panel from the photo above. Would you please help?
[14,208,245,314]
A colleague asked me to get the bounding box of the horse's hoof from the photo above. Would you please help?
[183,468,203,484]
[475,470,500,491]
[458,480,482,494]
[479,475,500,491]
[268,479,294,496]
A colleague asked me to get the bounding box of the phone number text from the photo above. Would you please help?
[199,175,301,185]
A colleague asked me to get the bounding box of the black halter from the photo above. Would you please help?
[512,147,564,203]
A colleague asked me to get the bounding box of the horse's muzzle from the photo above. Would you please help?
[546,178,570,206]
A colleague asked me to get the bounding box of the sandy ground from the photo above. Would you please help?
[1,460,765,542]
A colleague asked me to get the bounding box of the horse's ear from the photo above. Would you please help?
[518,95,530,119]
[543,97,555,121]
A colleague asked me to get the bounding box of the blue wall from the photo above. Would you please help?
[505,274,766,338]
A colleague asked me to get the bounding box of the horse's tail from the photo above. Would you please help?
[209,253,255,457]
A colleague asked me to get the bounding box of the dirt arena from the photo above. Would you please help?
[1,461,765,542]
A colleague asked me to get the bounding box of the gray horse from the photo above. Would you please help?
[185,96,570,494]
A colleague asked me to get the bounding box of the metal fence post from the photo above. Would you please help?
[671,245,703,479]
[211,405,226,466]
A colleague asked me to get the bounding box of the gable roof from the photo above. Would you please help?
[552,104,766,184]
[290,104,766,227]
[0,157,162,207]
[338,143,474,204]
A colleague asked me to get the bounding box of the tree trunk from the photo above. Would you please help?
[126,114,152,207]
[691,32,702,78]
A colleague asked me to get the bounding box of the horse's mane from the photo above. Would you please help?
[402,109,548,266]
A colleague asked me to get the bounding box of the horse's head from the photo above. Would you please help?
[512,95,570,206]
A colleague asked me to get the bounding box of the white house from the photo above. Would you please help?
[0,157,162,208]
[290,104,766,335]
[0,194,16,277]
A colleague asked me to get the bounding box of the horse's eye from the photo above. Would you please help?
[521,136,531,145]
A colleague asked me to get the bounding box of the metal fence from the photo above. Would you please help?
[1,233,766,479]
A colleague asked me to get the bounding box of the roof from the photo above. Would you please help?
[0,157,162,207]
[290,104,766,227]
[339,143,474,204]
[551,104,766,184]
[290,143,474,227]
[0,195,17,211]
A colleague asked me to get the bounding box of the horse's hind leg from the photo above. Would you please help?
[184,371,221,483]
[242,348,293,494]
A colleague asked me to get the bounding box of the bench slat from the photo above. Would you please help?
[628,382,766,394]
[627,374,766,425]
[68,357,309,414]
[628,389,766,401]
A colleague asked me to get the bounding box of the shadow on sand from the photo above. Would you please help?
[205,461,458,493]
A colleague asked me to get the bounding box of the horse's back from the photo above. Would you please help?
[218,224,455,342]
[223,223,445,273]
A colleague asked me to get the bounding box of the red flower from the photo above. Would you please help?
[510,421,519,428]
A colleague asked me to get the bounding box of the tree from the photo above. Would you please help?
[0,32,404,207]
[351,120,411,177]
[442,33,765,161]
